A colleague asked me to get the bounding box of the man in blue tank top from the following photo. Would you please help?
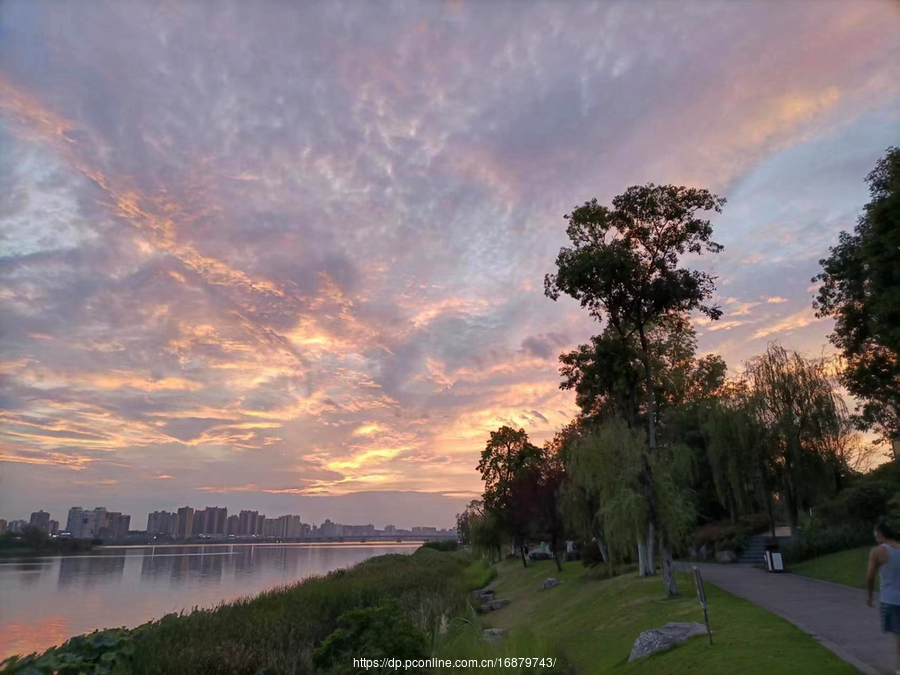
[868,519,900,673]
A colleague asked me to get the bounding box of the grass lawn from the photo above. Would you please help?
[481,559,857,675]
[791,547,873,589]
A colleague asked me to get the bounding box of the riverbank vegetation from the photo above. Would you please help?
[0,548,523,675]
[459,147,899,594]
[0,527,96,557]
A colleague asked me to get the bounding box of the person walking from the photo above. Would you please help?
[868,519,900,674]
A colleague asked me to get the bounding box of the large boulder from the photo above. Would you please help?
[541,578,562,589]
[627,622,709,661]
[715,550,737,563]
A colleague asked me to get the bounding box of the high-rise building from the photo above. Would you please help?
[147,510,178,536]
[92,507,109,535]
[30,510,51,533]
[288,515,303,539]
[176,506,194,539]
[256,514,265,536]
[66,507,84,537]
[194,507,227,536]
[384,524,396,534]
[8,520,28,533]
[0,519,7,535]
[100,512,131,539]
[238,510,258,536]
[49,520,59,536]
[225,514,239,536]
[63,507,129,539]
[262,518,276,537]
[320,519,342,537]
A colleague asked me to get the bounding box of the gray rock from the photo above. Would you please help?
[628,622,709,661]
[541,577,562,589]
[528,550,552,561]
[715,550,737,563]
[482,628,506,644]
[473,588,495,602]
[477,596,509,613]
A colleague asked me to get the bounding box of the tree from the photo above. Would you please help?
[568,418,695,574]
[534,447,568,573]
[477,426,542,567]
[814,146,900,441]
[545,184,725,595]
[743,344,849,534]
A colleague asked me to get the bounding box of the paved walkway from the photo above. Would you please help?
[685,562,892,675]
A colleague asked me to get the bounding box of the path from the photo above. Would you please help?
[686,562,892,675]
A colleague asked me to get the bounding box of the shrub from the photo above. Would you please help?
[421,539,460,552]
[0,628,136,675]
[782,524,873,565]
[312,599,428,674]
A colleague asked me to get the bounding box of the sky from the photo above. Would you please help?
[1,0,898,529]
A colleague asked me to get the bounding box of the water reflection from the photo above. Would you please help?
[58,555,126,588]
[0,543,417,659]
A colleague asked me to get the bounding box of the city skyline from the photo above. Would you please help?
[0,502,452,536]
[1,1,899,525]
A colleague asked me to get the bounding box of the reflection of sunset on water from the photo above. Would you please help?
[0,616,69,660]
[0,544,416,659]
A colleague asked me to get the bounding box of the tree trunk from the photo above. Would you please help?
[637,328,679,595]
[645,521,656,575]
[553,551,562,573]
[597,537,609,564]
[519,536,528,568]
[661,543,678,595]
[637,538,648,576]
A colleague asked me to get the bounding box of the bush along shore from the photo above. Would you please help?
[0,547,564,675]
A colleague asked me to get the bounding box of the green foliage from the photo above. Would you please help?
[568,419,695,561]
[0,528,95,556]
[816,480,898,526]
[312,600,427,674]
[460,558,498,591]
[814,146,900,440]
[782,525,873,565]
[422,539,460,552]
[0,628,136,675]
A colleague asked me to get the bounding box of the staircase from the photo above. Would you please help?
[736,535,767,565]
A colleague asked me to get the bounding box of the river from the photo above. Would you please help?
[0,542,419,660]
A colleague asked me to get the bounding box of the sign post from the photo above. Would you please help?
[692,566,713,645]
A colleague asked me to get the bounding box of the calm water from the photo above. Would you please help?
[0,542,418,659]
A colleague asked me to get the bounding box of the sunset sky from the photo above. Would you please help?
[1,1,898,528]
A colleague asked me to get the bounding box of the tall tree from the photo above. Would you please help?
[545,184,725,595]
[814,146,900,442]
[477,426,541,567]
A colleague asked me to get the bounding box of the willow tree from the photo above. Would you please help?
[703,384,778,533]
[545,184,725,595]
[568,418,695,575]
[744,344,849,534]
